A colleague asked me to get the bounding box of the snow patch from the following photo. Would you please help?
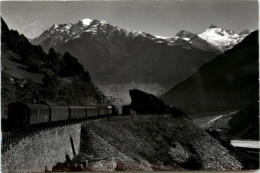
[155,35,170,40]
[81,18,93,26]
[100,20,109,25]
[65,24,72,30]
[54,24,59,29]
[182,37,190,41]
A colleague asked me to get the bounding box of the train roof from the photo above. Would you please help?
[49,105,69,108]
[86,106,99,108]
[68,106,86,109]
[8,102,49,109]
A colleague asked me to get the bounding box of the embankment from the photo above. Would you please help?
[80,115,242,171]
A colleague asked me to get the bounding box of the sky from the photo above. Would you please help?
[1,0,259,39]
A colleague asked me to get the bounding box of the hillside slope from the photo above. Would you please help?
[161,31,258,115]
[80,116,242,171]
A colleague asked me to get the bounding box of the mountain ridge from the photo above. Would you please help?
[31,18,219,87]
[161,30,258,115]
[168,23,251,53]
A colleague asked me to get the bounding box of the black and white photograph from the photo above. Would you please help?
[1,0,259,172]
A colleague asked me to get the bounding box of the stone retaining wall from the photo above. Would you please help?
[1,124,81,173]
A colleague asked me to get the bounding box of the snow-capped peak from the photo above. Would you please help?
[31,19,250,55]
[81,18,93,26]
[197,25,240,52]
[32,18,162,50]
[167,24,251,53]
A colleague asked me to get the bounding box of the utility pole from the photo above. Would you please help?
[37,83,40,104]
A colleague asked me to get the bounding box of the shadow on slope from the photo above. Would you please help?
[161,31,258,115]
[227,102,259,140]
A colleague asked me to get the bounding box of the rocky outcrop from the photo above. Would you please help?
[129,89,171,115]
[125,89,190,119]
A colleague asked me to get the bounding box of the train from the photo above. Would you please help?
[7,102,117,130]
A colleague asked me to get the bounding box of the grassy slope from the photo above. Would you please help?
[80,116,241,171]
[1,48,44,84]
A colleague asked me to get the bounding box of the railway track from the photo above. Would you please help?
[1,115,109,151]
[1,114,172,152]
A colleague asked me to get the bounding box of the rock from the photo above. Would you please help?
[88,157,117,171]
[129,89,171,115]
[168,143,191,163]
[127,89,191,119]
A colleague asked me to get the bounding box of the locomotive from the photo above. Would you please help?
[7,102,117,130]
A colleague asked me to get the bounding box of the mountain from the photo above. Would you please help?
[161,31,258,115]
[168,24,251,54]
[31,18,218,87]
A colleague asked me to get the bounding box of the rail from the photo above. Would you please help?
[1,114,172,152]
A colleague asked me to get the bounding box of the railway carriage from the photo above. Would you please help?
[86,106,99,118]
[6,102,117,132]
[69,106,86,120]
[8,102,50,128]
[49,105,69,122]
